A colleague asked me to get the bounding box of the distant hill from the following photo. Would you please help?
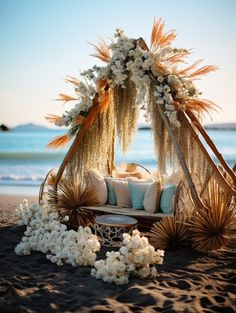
[204,123,236,130]
[12,123,52,132]
[0,124,10,131]
[138,122,236,131]
[138,123,151,130]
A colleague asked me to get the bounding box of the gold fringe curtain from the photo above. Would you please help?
[113,77,139,153]
[149,81,214,194]
[148,82,176,175]
[66,98,115,179]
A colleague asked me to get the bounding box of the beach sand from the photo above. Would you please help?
[0,195,235,313]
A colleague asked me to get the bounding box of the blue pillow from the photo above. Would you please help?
[160,184,177,214]
[128,182,150,210]
[105,177,117,205]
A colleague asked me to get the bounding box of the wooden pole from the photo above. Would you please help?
[54,126,87,187]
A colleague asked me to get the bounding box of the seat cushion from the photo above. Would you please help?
[143,180,162,213]
[88,169,107,205]
[112,180,132,208]
[128,181,151,210]
[160,184,177,214]
[104,177,117,205]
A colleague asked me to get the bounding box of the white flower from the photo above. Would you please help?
[115,28,125,38]
[128,50,135,56]
[156,99,164,105]
[15,201,100,267]
[91,230,164,285]
[134,58,143,67]
[156,86,163,93]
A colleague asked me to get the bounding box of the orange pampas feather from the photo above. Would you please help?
[176,60,203,76]
[150,18,176,52]
[188,65,218,79]
[177,62,218,78]
[185,98,217,115]
[56,93,77,103]
[64,76,80,86]
[165,50,191,64]
[47,134,70,149]
[45,114,62,123]
[90,39,111,63]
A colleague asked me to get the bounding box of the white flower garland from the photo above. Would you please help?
[15,200,100,266]
[91,230,164,285]
[50,27,204,137]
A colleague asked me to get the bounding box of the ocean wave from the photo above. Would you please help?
[0,174,44,187]
[0,174,44,181]
[0,152,65,163]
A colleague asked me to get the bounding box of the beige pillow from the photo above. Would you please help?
[143,180,162,213]
[88,169,107,205]
[112,180,132,208]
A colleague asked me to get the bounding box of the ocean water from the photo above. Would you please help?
[0,128,235,195]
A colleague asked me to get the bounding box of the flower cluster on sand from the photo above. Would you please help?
[14,201,164,285]
[91,230,164,285]
[14,200,100,266]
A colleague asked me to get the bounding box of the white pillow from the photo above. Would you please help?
[143,180,162,213]
[88,169,107,205]
[112,180,132,208]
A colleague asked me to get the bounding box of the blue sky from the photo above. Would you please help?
[1,0,236,127]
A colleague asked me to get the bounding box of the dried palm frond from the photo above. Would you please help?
[47,177,99,228]
[47,134,70,149]
[56,93,77,103]
[64,76,80,86]
[149,217,190,250]
[150,18,176,52]
[90,39,111,63]
[45,114,62,123]
[190,179,236,252]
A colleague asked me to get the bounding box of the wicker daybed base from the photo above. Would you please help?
[82,205,173,229]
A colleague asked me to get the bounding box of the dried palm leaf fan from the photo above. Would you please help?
[149,216,190,250]
[47,176,99,228]
[190,179,236,252]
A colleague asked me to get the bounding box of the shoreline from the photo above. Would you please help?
[0,194,38,214]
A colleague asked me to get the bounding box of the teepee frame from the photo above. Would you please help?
[42,21,236,215]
